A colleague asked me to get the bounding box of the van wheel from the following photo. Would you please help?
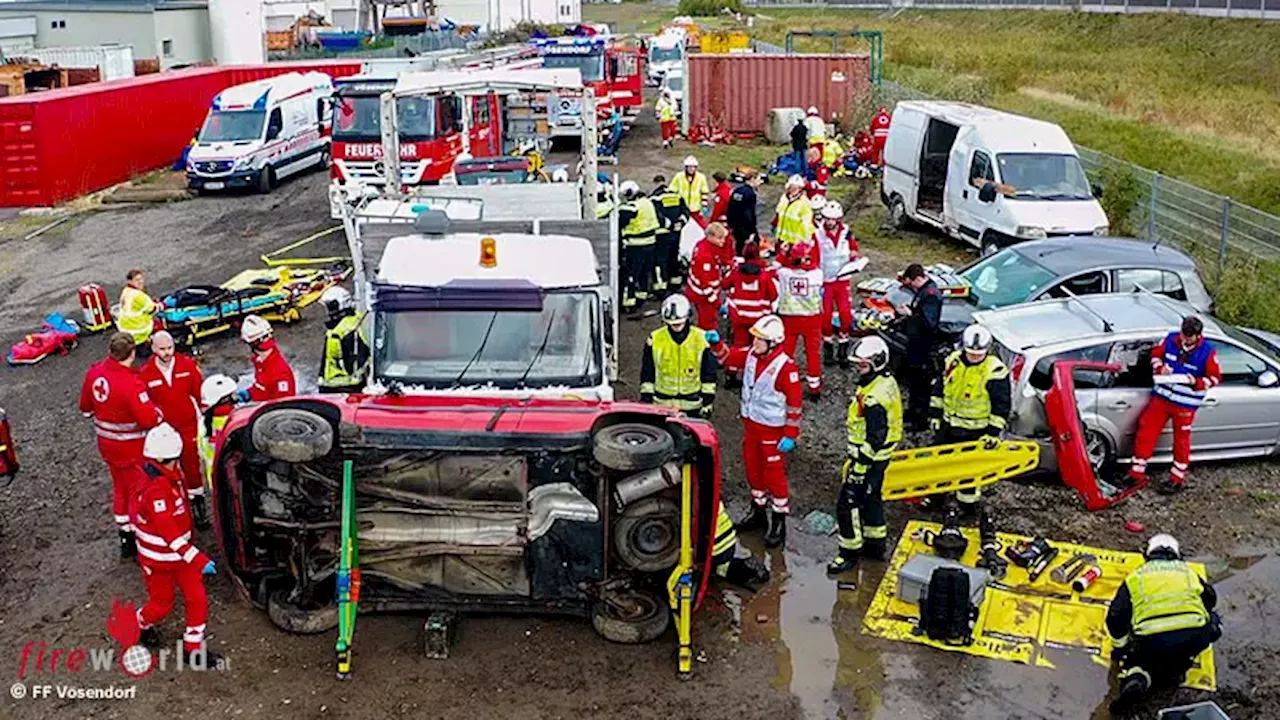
[267,589,339,635]
[980,232,1005,257]
[614,497,681,572]
[252,408,334,462]
[592,423,674,472]
[890,197,909,230]
[591,588,670,644]
[256,166,275,194]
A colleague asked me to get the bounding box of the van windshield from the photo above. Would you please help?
[375,292,602,390]
[199,110,265,143]
[651,46,682,63]
[996,153,1093,201]
[959,248,1057,310]
[334,96,436,141]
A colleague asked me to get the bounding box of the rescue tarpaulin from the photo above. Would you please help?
[863,520,1216,691]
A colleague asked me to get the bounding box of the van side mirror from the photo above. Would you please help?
[1091,183,1103,199]
[977,182,997,203]
[1258,370,1279,388]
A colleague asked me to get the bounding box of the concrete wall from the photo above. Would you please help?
[0,16,37,54]
[154,8,212,67]
[0,9,158,58]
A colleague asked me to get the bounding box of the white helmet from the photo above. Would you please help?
[620,180,641,199]
[807,106,818,115]
[240,315,273,344]
[683,155,699,168]
[849,335,890,372]
[1147,533,1181,558]
[201,374,238,408]
[962,324,993,353]
[821,201,844,220]
[785,174,806,189]
[749,315,785,345]
[321,286,353,314]
[552,167,570,183]
[809,195,826,211]
[143,423,184,461]
[661,294,691,325]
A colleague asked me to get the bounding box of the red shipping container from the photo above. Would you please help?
[0,61,362,207]
[685,54,872,135]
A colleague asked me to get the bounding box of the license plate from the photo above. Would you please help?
[204,182,224,190]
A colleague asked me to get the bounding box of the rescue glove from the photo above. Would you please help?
[234,389,251,404]
[981,435,1001,450]
[718,302,729,318]
[698,404,714,419]
[704,330,721,345]
[202,560,216,576]
[928,417,941,433]
[841,456,866,484]
[777,437,796,454]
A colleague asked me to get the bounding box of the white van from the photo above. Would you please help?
[647,32,684,85]
[881,101,1110,255]
[187,72,334,194]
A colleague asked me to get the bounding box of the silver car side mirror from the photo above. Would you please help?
[1258,370,1279,388]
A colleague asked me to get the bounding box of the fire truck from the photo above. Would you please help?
[532,37,642,134]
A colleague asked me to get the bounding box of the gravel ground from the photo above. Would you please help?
[0,96,1275,720]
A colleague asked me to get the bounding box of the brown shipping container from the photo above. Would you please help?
[686,54,871,134]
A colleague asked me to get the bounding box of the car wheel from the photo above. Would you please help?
[614,497,680,572]
[1084,426,1115,475]
[890,196,909,230]
[267,589,339,635]
[592,423,674,472]
[257,166,275,194]
[252,408,334,463]
[591,588,670,644]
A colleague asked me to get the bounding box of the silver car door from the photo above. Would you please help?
[1099,338,1165,459]
[1190,340,1280,454]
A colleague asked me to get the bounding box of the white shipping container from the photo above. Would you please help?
[12,44,135,80]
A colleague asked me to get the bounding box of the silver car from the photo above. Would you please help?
[974,293,1280,470]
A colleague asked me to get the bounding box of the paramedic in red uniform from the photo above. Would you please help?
[712,315,802,548]
[685,222,730,331]
[236,315,297,403]
[776,240,826,399]
[710,171,732,225]
[725,242,778,348]
[1125,316,1222,495]
[806,147,831,199]
[131,423,222,668]
[80,331,163,559]
[139,330,208,528]
[815,200,860,368]
[870,106,891,166]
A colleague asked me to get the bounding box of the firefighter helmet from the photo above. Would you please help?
[143,423,184,461]
[683,155,699,168]
[962,324,994,353]
[240,315,272,344]
[809,194,826,212]
[661,294,692,325]
[785,174,806,189]
[849,336,890,372]
[821,201,844,220]
[807,106,819,116]
[321,286,353,314]
[749,315,785,345]
[620,180,641,199]
[1146,534,1181,559]
[201,374,238,408]
[552,168,570,183]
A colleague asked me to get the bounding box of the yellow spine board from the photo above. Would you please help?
[882,440,1040,501]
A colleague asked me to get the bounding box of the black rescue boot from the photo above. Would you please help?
[837,339,851,369]
[724,557,771,591]
[119,530,137,560]
[827,548,860,575]
[763,511,787,549]
[1109,673,1150,713]
[735,504,768,533]
[822,341,837,367]
[861,538,887,562]
[139,627,162,648]
[191,495,211,530]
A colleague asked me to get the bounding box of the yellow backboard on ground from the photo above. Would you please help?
[862,520,1215,691]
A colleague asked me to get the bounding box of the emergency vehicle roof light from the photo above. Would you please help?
[480,237,497,268]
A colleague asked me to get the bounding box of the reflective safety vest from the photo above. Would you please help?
[648,327,713,412]
[847,373,903,461]
[657,99,676,122]
[198,412,230,490]
[775,195,814,247]
[804,115,826,144]
[712,501,737,562]
[941,351,1009,431]
[117,286,157,345]
[321,314,368,389]
[669,171,709,212]
[776,266,823,317]
[621,198,659,246]
[741,352,788,427]
[1125,560,1210,636]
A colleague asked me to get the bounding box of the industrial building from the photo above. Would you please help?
[0,0,212,69]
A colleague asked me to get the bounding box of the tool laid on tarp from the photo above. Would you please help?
[863,520,1217,691]
[1051,552,1098,585]
[974,509,1007,580]
[1043,359,1143,510]
[881,439,1040,502]
[6,313,80,366]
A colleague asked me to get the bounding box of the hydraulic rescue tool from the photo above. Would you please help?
[974,509,1008,580]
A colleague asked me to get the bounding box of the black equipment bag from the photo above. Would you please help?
[918,567,976,646]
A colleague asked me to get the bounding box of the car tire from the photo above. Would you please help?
[267,589,339,635]
[1084,426,1115,476]
[890,196,909,230]
[591,588,670,644]
[256,165,275,194]
[614,497,681,572]
[592,423,674,472]
[252,408,334,463]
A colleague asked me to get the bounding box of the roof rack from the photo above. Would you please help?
[1057,287,1113,333]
